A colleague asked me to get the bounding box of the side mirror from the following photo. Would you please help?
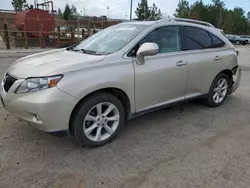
[137,42,159,57]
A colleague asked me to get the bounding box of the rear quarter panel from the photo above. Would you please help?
[185,47,237,97]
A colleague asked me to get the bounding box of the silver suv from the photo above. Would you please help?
[1,18,241,146]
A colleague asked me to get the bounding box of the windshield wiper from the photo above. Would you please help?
[81,49,87,53]
[80,49,103,55]
[66,43,79,51]
[67,46,104,55]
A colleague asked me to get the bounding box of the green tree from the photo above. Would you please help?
[210,0,225,28]
[189,1,208,21]
[174,0,250,34]
[135,0,162,20]
[12,0,27,12]
[24,4,34,10]
[222,10,236,33]
[231,8,248,34]
[57,8,63,19]
[175,0,190,18]
[70,5,80,20]
[149,3,163,20]
[222,8,246,34]
[157,9,163,19]
[63,4,71,20]
[135,0,150,20]
[63,4,80,20]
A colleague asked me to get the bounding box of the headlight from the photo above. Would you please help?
[15,75,63,94]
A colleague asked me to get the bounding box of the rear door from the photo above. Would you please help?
[182,26,229,98]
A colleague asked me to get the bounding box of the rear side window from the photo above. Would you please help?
[183,26,225,50]
[210,34,225,48]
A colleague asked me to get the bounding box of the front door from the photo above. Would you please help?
[133,25,187,111]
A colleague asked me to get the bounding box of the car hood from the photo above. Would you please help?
[8,49,106,78]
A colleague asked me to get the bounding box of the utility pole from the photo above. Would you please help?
[83,8,86,16]
[107,6,110,19]
[130,0,132,20]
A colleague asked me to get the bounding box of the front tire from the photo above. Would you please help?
[71,93,125,147]
[205,73,229,107]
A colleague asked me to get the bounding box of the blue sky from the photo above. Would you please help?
[1,0,249,19]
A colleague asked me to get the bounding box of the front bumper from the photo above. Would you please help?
[0,79,79,132]
[228,66,242,95]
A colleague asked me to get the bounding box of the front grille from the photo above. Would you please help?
[3,73,17,92]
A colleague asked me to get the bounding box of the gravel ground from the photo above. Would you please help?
[1,47,250,188]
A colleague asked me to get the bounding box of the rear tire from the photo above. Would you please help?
[205,73,229,107]
[71,93,125,147]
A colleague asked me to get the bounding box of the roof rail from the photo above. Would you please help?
[168,17,215,28]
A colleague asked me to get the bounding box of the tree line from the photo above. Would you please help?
[135,0,250,34]
[11,0,79,21]
[175,0,250,34]
[57,4,80,20]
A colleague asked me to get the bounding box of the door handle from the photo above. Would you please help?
[176,60,187,67]
[214,56,222,61]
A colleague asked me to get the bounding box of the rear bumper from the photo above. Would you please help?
[228,67,242,94]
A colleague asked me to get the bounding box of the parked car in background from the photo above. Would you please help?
[49,26,74,39]
[54,26,68,33]
[66,28,102,39]
[240,35,250,44]
[66,28,89,39]
[90,28,102,33]
[99,15,108,21]
[225,34,247,45]
[1,18,241,147]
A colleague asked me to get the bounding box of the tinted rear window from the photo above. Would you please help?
[184,26,225,50]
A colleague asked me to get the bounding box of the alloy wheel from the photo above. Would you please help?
[212,78,228,104]
[83,102,120,142]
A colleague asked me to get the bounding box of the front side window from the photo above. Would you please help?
[73,24,147,55]
[139,26,182,54]
[184,26,225,50]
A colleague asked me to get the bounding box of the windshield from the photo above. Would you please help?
[73,24,146,55]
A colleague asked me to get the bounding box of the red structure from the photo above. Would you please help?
[14,1,54,38]
[192,17,200,20]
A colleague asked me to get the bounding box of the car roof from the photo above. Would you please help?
[121,18,220,32]
[119,18,225,38]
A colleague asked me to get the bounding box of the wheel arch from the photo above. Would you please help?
[69,87,131,132]
[219,69,233,86]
